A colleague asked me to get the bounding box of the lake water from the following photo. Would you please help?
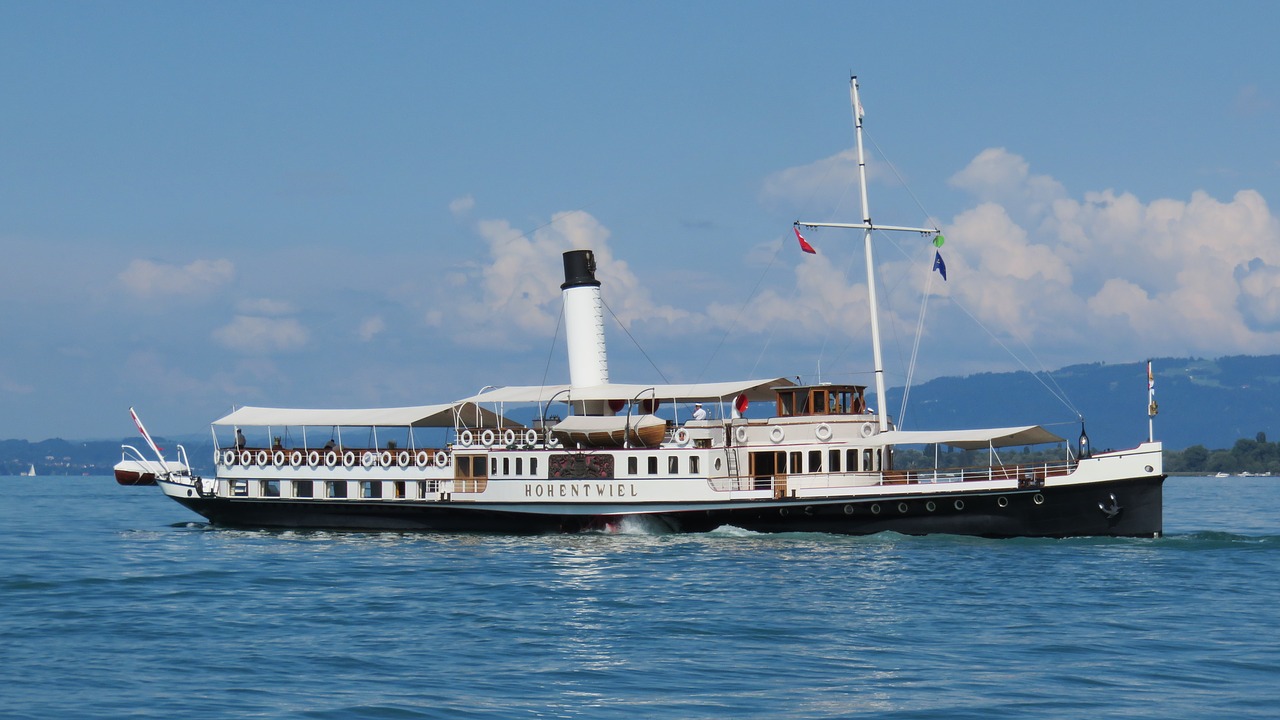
[2,475,1277,719]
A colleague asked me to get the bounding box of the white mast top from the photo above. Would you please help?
[797,76,937,432]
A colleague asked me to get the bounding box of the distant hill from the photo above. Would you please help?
[885,354,1279,452]
[4,354,1276,476]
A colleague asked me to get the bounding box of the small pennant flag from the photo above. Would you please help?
[933,250,947,281]
[794,226,816,254]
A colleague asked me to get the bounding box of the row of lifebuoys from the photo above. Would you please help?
[221,448,452,469]
[456,428,542,448]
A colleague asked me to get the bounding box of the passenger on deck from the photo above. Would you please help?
[692,403,707,421]
[235,428,246,450]
[324,439,336,451]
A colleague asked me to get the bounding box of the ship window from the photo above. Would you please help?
[492,458,498,475]
[628,456,638,474]
[502,457,510,475]
[847,449,859,472]
[668,456,679,474]
[690,456,700,474]
[830,450,841,472]
[648,456,658,475]
[863,449,875,472]
[232,479,248,497]
[809,450,822,473]
[362,481,382,499]
[530,458,538,476]
[789,451,802,473]
[327,481,347,498]
[394,481,405,499]
[417,481,426,498]
[294,480,313,498]
[516,457,523,475]
[260,480,279,497]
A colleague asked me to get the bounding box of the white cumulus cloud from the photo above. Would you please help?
[118,258,235,298]
[213,316,309,354]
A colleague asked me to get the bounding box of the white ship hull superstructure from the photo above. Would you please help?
[140,77,1165,538]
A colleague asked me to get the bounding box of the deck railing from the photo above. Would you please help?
[709,459,1078,493]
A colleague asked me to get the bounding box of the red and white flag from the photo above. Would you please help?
[794,226,816,254]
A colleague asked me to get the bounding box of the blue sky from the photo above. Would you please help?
[2,1,1278,440]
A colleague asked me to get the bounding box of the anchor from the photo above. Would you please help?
[1098,493,1122,520]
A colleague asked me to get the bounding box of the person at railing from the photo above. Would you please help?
[323,438,335,451]
[692,403,707,421]
[235,428,246,450]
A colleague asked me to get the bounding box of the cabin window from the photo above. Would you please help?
[829,449,841,473]
[362,481,382,499]
[491,457,498,475]
[232,479,248,497]
[789,451,802,474]
[628,457,638,475]
[648,457,658,475]
[690,456,700,474]
[416,481,426,498]
[809,450,822,473]
[668,456,679,474]
[294,480,313,498]
[260,480,279,497]
[327,481,347,499]
[394,481,405,499]
[530,458,538,476]
[516,457,523,475]
[847,449,859,472]
[863,449,876,472]
[502,457,510,475]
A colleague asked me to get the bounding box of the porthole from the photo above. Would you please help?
[897,502,908,514]
[870,503,881,515]
[1033,493,1045,505]
[954,499,965,510]
[926,501,936,512]
[1144,465,1154,473]
[997,496,1009,508]
[843,504,855,515]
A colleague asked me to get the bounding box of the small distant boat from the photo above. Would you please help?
[20,463,35,477]
[1215,472,1230,478]
[114,444,187,486]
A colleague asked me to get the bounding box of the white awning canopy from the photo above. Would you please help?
[876,425,1065,450]
[463,378,793,405]
[211,401,512,429]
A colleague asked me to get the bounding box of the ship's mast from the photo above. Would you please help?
[797,76,937,432]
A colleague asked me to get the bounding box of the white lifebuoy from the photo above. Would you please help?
[379,451,393,468]
[359,452,374,468]
[256,450,269,466]
[290,450,303,467]
[459,429,473,447]
[308,450,320,467]
[435,450,449,467]
[546,435,562,448]
[343,451,356,468]
[770,426,785,444]
[416,450,430,466]
[222,449,236,466]
[816,423,833,442]
[239,450,252,465]
[524,429,538,446]
[326,452,338,468]
[397,450,410,468]
[502,428,517,446]
[674,428,690,446]
[481,429,496,447]
[272,450,285,466]
[734,425,749,444]
[860,423,874,438]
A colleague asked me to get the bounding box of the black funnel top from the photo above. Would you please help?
[561,250,600,290]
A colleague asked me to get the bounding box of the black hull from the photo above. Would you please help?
[169,475,1165,539]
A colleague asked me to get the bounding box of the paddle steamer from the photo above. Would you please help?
[133,78,1164,537]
